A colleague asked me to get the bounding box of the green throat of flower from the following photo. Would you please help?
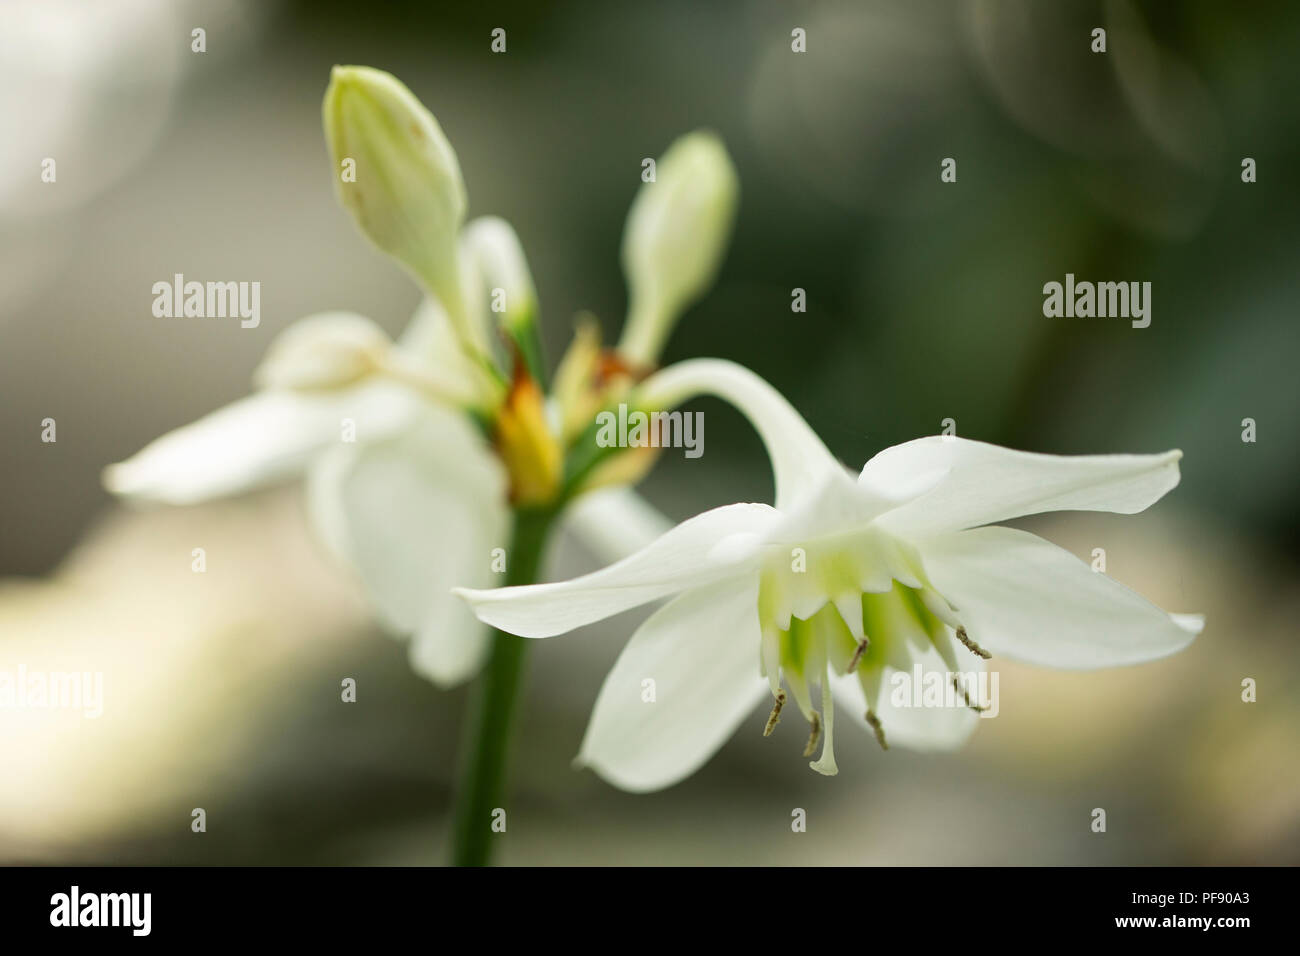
[757,548,989,776]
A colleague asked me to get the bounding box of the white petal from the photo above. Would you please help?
[763,464,935,546]
[318,403,511,687]
[863,437,1183,539]
[253,311,390,391]
[103,383,420,506]
[920,526,1200,669]
[456,502,779,638]
[577,575,768,792]
[636,359,843,510]
[561,486,675,566]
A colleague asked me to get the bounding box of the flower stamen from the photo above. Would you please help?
[763,690,787,737]
[864,709,888,751]
[802,711,821,757]
[955,626,991,660]
[952,674,988,712]
[846,637,870,674]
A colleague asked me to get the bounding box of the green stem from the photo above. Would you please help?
[449,506,554,866]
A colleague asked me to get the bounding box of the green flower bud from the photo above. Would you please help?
[618,131,739,366]
[322,66,484,352]
[462,216,538,335]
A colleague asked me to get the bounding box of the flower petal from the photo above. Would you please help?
[863,437,1183,539]
[103,383,419,506]
[920,526,1200,669]
[314,403,511,686]
[456,501,779,638]
[577,575,768,792]
[253,311,390,392]
[636,359,843,510]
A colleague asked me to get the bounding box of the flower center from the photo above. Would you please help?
[755,531,984,775]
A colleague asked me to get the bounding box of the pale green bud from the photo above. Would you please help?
[618,131,739,366]
[322,66,484,352]
[462,216,538,335]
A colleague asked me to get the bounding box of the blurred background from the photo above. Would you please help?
[2,0,1297,864]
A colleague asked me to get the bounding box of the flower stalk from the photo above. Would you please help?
[449,506,555,866]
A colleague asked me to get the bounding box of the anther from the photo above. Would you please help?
[846,638,870,674]
[763,690,787,737]
[864,709,888,751]
[955,626,991,659]
[952,675,988,712]
[802,712,822,757]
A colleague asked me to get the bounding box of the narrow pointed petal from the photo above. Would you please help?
[921,526,1200,669]
[636,359,842,510]
[103,383,419,506]
[862,437,1183,539]
[561,487,675,566]
[456,502,778,638]
[577,576,768,792]
[314,404,511,687]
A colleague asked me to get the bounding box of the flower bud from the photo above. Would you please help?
[618,131,739,366]
[462,216,538,335]
[322,66,483,351]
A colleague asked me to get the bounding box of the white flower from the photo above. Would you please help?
[105,66,741,696]
[456,359,1204,792]
[102,299,677,688]
[104,301,509,685]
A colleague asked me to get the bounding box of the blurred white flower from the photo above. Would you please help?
[104,67,739,689]
[458,359,1203,791]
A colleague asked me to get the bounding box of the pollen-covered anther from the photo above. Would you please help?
[763,689,787,737]
[952,675,988,712]
[846,637,870,674]
[955,626,992,660]
[802,711,821,757]
[864,709,888,751]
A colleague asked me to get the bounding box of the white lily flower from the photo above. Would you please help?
[103,303,505,682]
[457,359,1204,792]
[106,61,724,696]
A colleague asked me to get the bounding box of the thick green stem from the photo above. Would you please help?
[449,507,553,866]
